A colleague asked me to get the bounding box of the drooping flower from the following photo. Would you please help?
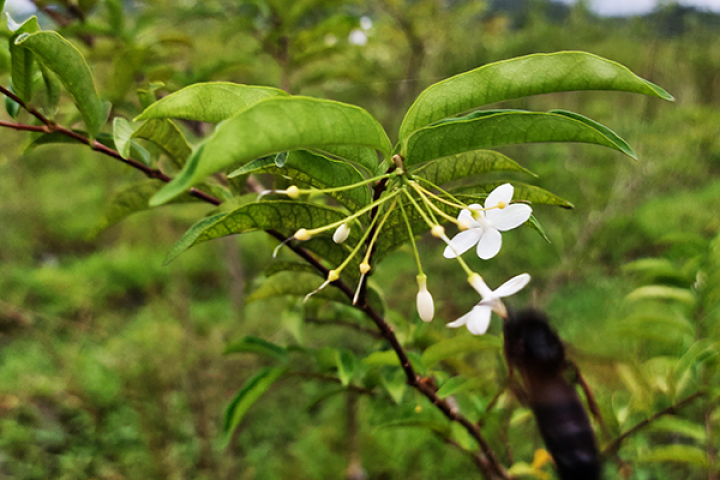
[447,273,531,335]
[333,223,351,244]
[443,183,532,260]
[416,275,434,322]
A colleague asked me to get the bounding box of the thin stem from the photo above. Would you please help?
[415,175,468,208]
[402,187,436,229]
[398,199,424,276]
[302,172,394,194]
[0,84,51,125]
[410,181,462,226]
[305,190,399,236]
[361,198,397,266]
[602,391,706,456]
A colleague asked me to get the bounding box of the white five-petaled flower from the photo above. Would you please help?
[443,183,532,260]
[416,275,434,322]
[447,273,531,335]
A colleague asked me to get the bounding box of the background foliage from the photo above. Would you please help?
[1,0,719,479]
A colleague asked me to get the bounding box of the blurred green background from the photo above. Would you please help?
[1,0,719,479]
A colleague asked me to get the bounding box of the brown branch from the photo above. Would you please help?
[602,391,706,456]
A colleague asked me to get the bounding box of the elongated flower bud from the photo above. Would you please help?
[416,275,434,322]
[333,223,350,244]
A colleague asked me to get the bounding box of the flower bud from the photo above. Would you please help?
[359,262,371,274]
[431,225,445,238]
[294,228,311,241]
[333,223,350,244]
[285,185,300,199]
[416,275,434,322]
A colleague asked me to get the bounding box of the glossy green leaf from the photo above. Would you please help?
[150,97,392,205]
[223,336,288,362]
[315,145,380,173]
[403,110,635,167]
[132,119,192,169]
[229,150,372,210]
[8,15,39,103]
[412,150,536,186]
[222,366,286,446]
[336,349,356,386]
[452,183,574,208]
[636,445,708,467]
[163,200,354,264]
[625,285,696,306]
[15,31,105,139]
[94,180,200,233]
[649,416,706,442]
[134,82,288,123]
[399,51,673,139]
[421,336,502,369]
[528,215,551,243]
[549,109,633,155]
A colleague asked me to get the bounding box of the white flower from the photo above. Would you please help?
[447,273,530,335]
[333,223,350,244]
[416,275,434,322]
[443,183,532,260]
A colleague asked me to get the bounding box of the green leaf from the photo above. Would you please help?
[223,366,286,446]
[362,350,399,366]
[132,119,192,169]
[436,376,482,399]
[134,82,288,123]
[223,336,288,362]
[625,285,696,306]
[15,31,105,139]
[528,215,551,243]
[403,110,636,167]
[264,261,320,278]
[150,96,392,205]
[229,150,372,210]
[5,86,19,118]
[452,184,574,208]
[336,349,356,386]
[38,62,60,116]
[8,15,40,103]
[315,145,380,174]
[549,109,633,155]
[113,117,136,158]
[636,445,708,467]
[413,150,536,186]
[163,200,353,264]
[399,51,673,139]
[649,416,706,442]
[247,271,348,305]
[381,368,406,404]
[94,180,200,233]
[376,419,451,436]
[612,313,695,344]
[421,336,501,369]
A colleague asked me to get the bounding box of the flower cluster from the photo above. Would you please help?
[265,154,533,336]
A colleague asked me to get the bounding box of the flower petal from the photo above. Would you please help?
[492,273,531,298]
[488,204,532,231]
[475,227,502,260]
[446,309,474,328]
[468,274,493,298]
[466,306,493,335]
[485,183,514,210]
[457,208,481,228]
[443,229,481,258]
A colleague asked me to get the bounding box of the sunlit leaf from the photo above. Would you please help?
[612,313,695,344]
[649,416,706,442]
[437,376,484,399]
[230,150,372,210]
[222,366,286,446]
[362,350,399,366]
[134,82,288,123]
[8,15,39,103]
[421,335,501,369]
[636,445,708,467]
[151,97,392,205]
[132,119,192,169]
[399,51,673,139]
[381,368,406,404]
[38,63,59,116]
[15,31,105,138]
[223,336,288,362]
[403,110,635,167]
[413,150,536,186]
[113,117,136,158]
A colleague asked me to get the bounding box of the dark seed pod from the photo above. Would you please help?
[503,309,601,480]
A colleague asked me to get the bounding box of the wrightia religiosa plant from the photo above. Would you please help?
[2,15,683,478]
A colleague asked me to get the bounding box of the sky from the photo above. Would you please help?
[3,0,720,20]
